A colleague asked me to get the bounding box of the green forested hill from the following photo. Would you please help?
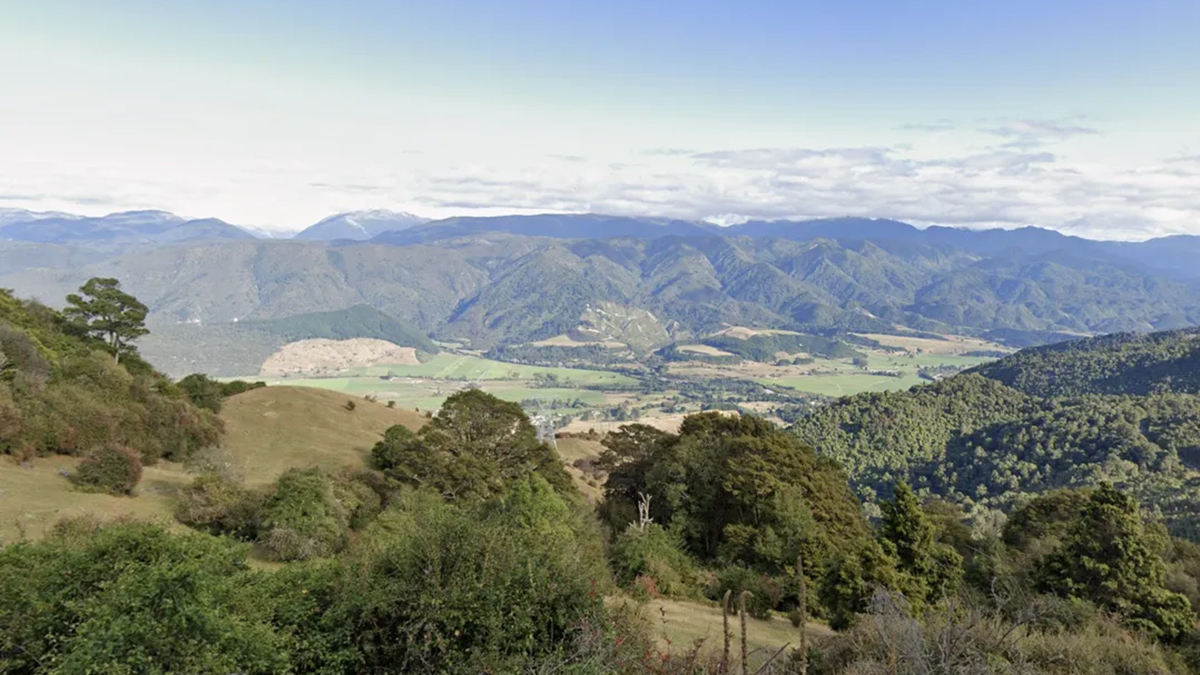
[970,328,1200,396]
[241,305,438,353]
[792,332,1200,537]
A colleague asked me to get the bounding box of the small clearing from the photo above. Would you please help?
[855,332,1012,355]
[644,597,832,664]
[677,344,737,357]
[260,338,420,376]
[710,326,799,340]
[531,334,626,349]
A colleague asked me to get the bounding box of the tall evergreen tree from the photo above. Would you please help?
[64,277,149,363]
[879,481,962,604]
[1037,483,1195,640]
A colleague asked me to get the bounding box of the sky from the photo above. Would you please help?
[1,0,1198,240]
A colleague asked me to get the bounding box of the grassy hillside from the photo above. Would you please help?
[218,386,426,486]
[0,386,427,541]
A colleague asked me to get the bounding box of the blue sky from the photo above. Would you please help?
[1,0,1198,238]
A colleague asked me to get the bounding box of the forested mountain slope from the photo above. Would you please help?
[792,330,1200,537]
[5,233,1198,374]
[970,327,1200,396]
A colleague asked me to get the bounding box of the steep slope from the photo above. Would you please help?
[4,233,1200,375]
[0,385,429,540]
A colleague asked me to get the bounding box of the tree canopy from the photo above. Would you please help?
[372,389,572,500]
[64,277,149,363]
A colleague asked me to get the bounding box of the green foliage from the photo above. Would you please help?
[793,371,1200,536]
[0,288,223,461]
[329,478,613,673]
[71,444,143,495]
[701,333,863,362]
[878,482,963,605]
[603,413,873,577]
[973,327,1200,397]
[176,372,266,413]
[817,544,897,632]
[609,523,699,597]
[257,468,352,561]
[709,566,780,619]
[63,277,149,362]
[1037,484,1196,641]
[371,389,572,500]
[0,520,287,675]
[814,589,1192,675]
[174,472,264,539]
[242,303,439,353]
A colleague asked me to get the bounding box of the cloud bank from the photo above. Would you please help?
[1,118,1197,241]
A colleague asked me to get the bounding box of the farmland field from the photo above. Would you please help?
[336,353,638,386]
[761,372,929,397]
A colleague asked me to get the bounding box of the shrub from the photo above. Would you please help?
[0,520,288,675]
[331,481,613,674]
[708,566,779,619]
[72,444,142,495]
[609,523,699,598]
[174,473,263,539]
[257,468,351,561]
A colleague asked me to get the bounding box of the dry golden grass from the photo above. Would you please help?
[219,386,427,486]
[708,326,800,340]
[644,597,832,661]
[530,334,626,348]
[677,344,738,357]
[0,455,190,543]
[0,386,429,541]
[854,332,1012,355]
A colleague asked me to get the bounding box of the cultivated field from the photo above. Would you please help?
[855,332,1012,355]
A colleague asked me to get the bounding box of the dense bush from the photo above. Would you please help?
[812,590,1191,675]
[71,444,143,495]
[0,288,223,461]
[0,520,287,675]
[600,415,874,580]
[174,472,263,539]
[329,477,614,673]
[371,389,572,500]
[257,468,352,561]
[609,523,699,598]
[177,373,266,413]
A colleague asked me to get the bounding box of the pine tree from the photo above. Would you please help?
[879,481,962,604]
[1037,483,1196,640]
[64,277,149,363]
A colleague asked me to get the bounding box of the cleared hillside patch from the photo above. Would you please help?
[0,455,189,542]
[219,386,426,486]
[0,386,428,541]
[260,338,420,376]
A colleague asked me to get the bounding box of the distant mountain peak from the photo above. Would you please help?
[294,210,430,241]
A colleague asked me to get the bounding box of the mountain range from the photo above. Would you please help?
[3,208,1200,375]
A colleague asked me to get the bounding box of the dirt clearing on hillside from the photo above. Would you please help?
[260,338,420,376]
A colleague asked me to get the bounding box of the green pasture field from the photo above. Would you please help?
[762,372,929,397]
[339,353,638,386]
